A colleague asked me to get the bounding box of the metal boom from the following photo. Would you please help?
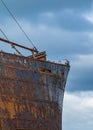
[0,37,38,53]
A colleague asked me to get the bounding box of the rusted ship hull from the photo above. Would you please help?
[0,51,70,130]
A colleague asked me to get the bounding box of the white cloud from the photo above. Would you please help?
[83,11,93,24]
[72,54,93,68]
[63,92,93,130]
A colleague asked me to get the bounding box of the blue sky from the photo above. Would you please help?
[0,0,93,130]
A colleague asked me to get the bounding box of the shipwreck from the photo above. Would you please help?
[0,37,70,130]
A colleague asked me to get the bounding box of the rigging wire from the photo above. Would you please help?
[0,28,22,55]
[0,0,38,52]
[0,28,8,40]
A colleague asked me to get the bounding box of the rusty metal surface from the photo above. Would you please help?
[0,51,70,130]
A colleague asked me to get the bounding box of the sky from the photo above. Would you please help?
[0,0,93,130]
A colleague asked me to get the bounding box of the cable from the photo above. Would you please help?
[0,28,8,39]
[0,28,22,55]
[0,0,38,52]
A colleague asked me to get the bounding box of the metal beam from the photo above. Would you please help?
[0,37,38,53]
